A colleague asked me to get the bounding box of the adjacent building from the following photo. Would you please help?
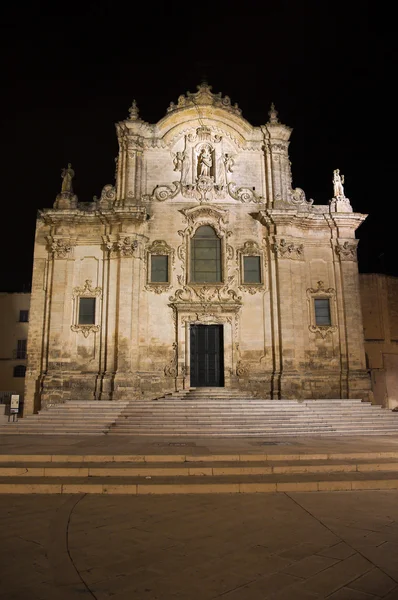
[0,293,30,409]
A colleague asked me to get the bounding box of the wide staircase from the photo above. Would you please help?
[0,401,129,435]
[109,388,398,437]
[1,389,398,436]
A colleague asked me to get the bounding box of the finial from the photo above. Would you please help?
[128,99,139,120]
[268,102,279,124]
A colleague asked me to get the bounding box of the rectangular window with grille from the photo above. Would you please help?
[78,298,96,325]
[16,339,27,359]
[314,298,331,326]
[19,310,29,322]
[243,256,261,283]
[151,255,169,283]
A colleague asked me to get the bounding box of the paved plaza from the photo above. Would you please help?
[1,491,398,599]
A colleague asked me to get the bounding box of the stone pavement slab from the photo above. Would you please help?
[1,491,398,599]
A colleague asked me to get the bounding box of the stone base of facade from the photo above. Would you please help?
[25,367,373,415]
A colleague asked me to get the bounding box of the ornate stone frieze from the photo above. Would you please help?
[273,238,304,259]
[47,237,75,259]
[181,313,233,325]
[335,240,358,261]
[103,236,138,257]
[166,82,242,117]
[169,277,242,305]
[72,280,102,299]
[70,324,100,338]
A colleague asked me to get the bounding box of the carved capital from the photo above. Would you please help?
[273,238,304,260]
[335,240,358,261]
[47,236,75,259]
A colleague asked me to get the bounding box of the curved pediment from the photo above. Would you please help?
[153,84,262,147]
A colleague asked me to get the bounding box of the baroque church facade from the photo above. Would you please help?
[24,83,371,415]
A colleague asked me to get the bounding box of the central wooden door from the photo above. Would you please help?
[190,325,224,387]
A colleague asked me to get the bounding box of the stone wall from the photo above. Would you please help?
[360,274,398,408]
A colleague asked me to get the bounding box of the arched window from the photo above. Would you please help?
[190,225,221,283]
[13,365,26,378]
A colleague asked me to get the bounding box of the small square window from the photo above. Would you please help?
[314,298,331,326]
[14,365,26,378]
[19,310,29,322]
[151,255,169,283]
[78,298,96,325]
[243,256,261,283]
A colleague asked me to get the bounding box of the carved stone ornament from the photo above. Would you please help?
[72,280,102,299]
[273,238,304,260]
[94,184,116,208]
[70,324,100,338]
[236,360,249,377]
[169,276,242,305]
[144,123,263,205]
[104,236,138,257]
[166,82,242,117]
[47,237,75,259]
[164,342,177,377]
[335,240,358,261]
[306,281,337,339]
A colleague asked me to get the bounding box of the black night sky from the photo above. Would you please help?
[1,1,395,292]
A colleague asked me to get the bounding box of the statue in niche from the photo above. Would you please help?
[173,151,190,184]
[333,169,345,197]
[217,152,235,186]
[198,146,213,177]
[61,163,74,193]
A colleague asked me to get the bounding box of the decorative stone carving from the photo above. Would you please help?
[236,360,249,377]
[164,342,177,377]
[169,276,242,305]
[47,237,75,259]
[273,238,304,259]
[72,280,102,299]
[128,99,140,121]
[288,187,314,207]
[306,281,337,339]
[335,240,358,261]
[228,182,263,204]
[166,82,242,117]
[104,236,138,257]
[70,324,100,338]
[94,184,116,208]
[235,344,249,377]
[268,102,279,124]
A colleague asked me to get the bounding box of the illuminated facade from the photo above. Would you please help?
[24,84,371,414]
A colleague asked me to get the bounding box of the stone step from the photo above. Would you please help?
[1,471,398,494]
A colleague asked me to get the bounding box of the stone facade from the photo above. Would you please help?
[360,274,398,409]
[24,84,371,414]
